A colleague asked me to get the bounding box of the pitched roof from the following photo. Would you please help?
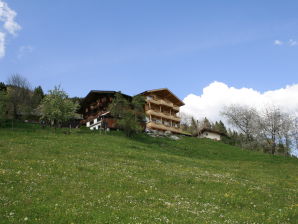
[79,90,131,112]
[85,90,131,98]
[139,88,184,106]
[198,128,227,136]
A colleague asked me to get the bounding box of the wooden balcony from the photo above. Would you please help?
[147,98,178,109]
[173,106,179,111]
[81,114,99,124]
[159,99,174,108]
[146,98,161,105]
[146,122,185,134]
[146,110,181,122]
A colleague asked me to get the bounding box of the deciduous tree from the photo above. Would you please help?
[0,89,8,125]
[39,86,79,128]
[6,74,31,119]
[0,82,7,121]
[259,106,292,155]
[221,105,258,141]
[109,93,145,137]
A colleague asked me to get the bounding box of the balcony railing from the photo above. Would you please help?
[146,98,179,110]
[147,122,184,134]
[146,110,181,122]
[146,98,161,105]
[159,99,174,107]
[172,106,179,111]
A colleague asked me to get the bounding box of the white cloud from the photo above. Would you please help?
[274,40,283,46]
[0,0,21,58]
[274,39,298,47]
[289,39,298,46]
[0,31,5,57]
[181,81,298,122]
[0,0,21,35]
[18,45,34,59]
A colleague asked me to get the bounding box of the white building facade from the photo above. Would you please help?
[198,129,222,141]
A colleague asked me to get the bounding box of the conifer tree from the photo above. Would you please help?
[32,86,45,109]
[190,117,198,136]
[0,82,7,92]
[203,117,212,129]
[216,120,227,134]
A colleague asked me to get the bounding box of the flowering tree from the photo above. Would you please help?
[39,86,78,128]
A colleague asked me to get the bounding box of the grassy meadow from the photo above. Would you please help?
[0,125,298,223]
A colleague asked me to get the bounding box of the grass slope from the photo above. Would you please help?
[0,126,298,223]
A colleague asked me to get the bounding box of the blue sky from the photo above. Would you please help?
[1,0,298,99]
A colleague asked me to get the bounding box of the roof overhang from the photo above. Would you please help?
[198,128,226,136]
[79,90,131,113]
[138,88,184,106]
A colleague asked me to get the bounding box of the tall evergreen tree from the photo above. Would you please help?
[213,121,219,131]
[32,86,45,109]
[214,120,227,134]
[33,86,44,99]
[190,117,198,136]
[0,82,7,92]
[203,117,212,129]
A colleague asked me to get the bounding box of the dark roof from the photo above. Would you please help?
[198,128,227,136]
[79,90,131,112]
[86,90,131,98]
[138,88,184,106]
[79,88,184,114]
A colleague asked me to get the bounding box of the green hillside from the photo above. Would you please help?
[0,126,297,223]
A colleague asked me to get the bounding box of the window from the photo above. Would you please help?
[156,119,162,124]
[163,121,170,126]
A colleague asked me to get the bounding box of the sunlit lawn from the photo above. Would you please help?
[0,126,297,223]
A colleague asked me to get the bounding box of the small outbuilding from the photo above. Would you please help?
[198,128,225,141]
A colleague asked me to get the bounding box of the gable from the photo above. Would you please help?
[139,88,184,106]
[79,90,131,113]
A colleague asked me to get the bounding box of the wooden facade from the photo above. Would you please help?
[79,91,131,130]
[140,88,185,134]
[80,88,185,134]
